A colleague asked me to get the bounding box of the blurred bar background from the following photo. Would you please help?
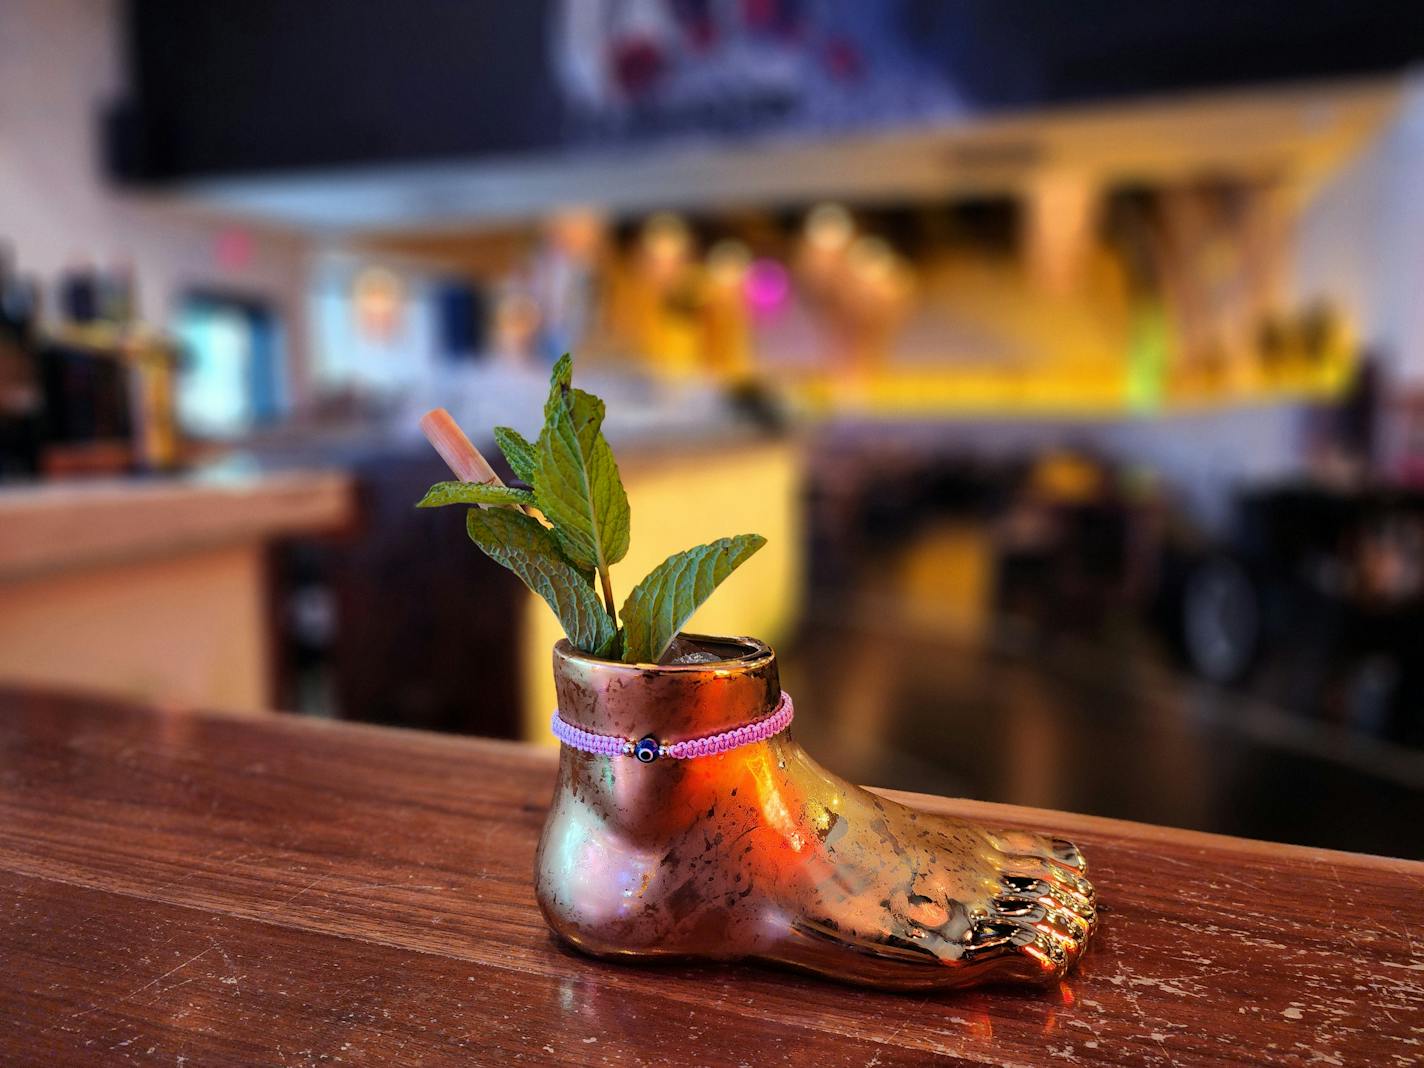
[3,0,1423,856]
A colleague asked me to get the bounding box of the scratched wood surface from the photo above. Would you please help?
[1,688,1421,1067]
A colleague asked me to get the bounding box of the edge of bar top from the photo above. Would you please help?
[0,469,354,580]
[4,683,1419,878]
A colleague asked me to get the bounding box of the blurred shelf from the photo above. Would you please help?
[793,360,1354,420]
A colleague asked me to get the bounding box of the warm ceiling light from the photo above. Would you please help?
[805,203,854,252]
[642,212,692,260]
[547,208,607,262]
[352,266,403,341]
[707,239,751,287]
[847,236,895,283]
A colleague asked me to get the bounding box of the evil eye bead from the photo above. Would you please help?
[632,736,661,763]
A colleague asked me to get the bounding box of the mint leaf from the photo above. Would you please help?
[536,367,630,584]
[544,352,573,420]
[416,481,535,509]
[493,426,538,486]
[619,534,766,664]
[466,508,616,655]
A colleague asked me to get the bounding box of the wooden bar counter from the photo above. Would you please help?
[2,687,1421,1066]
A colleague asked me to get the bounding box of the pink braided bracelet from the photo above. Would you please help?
[551,691,794,763]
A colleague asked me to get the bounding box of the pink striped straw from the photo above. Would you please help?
[551,691,794,762]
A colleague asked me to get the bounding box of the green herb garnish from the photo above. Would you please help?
[419,355,765,664]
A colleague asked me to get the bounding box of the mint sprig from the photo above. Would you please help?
[420,355,764,662]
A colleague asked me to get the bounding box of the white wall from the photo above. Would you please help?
[1292,75,1424,387]
[0,0,315,400]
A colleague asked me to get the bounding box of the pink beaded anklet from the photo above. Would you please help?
[551,691,794,763]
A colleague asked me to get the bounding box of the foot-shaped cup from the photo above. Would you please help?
[536,636,1096,990]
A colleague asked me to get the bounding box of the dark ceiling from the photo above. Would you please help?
[109,0,1424,184]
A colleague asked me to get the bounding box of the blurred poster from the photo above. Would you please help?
[550,0,964,142]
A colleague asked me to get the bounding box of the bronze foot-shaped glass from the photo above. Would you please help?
[535,635,1097,990]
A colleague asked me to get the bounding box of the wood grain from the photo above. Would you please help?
[1,686,1421,1067]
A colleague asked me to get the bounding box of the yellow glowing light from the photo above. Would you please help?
[707,239,751,288]
[642,213,692,262]
[848,236,896,285]
[806,203,854,252]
